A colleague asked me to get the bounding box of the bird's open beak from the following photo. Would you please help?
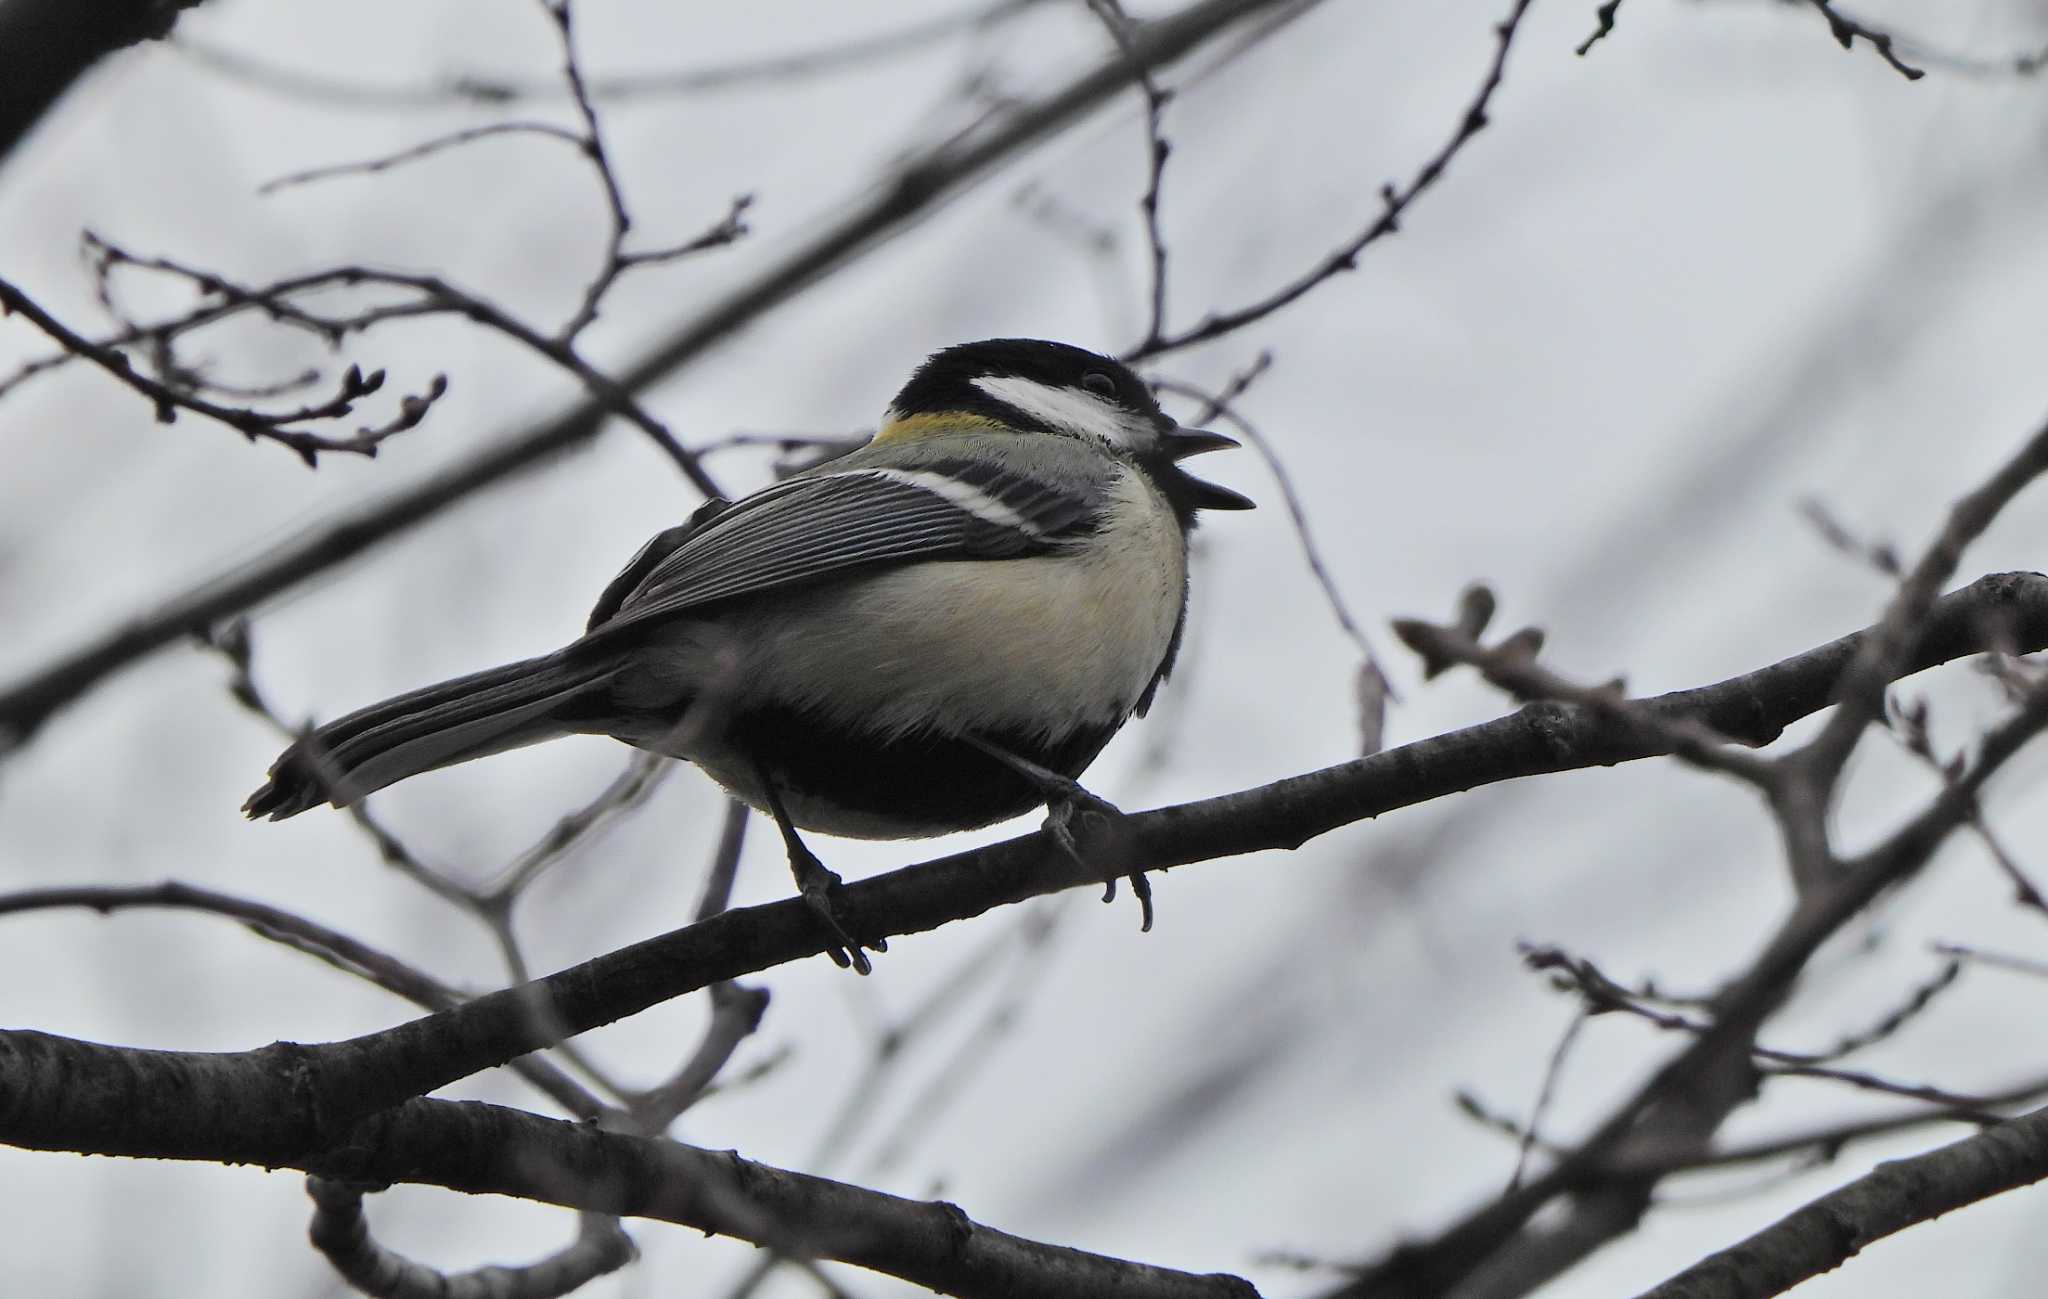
[1162,425,1256,511]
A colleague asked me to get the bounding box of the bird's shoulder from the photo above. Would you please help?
[584,495,735,632]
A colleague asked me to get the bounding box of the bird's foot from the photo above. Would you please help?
[1042,785,1154,934]
[787,844,884,976]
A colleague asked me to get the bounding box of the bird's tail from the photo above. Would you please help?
[243,651,621,820]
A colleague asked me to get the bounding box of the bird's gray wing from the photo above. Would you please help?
[583,461,1100,639]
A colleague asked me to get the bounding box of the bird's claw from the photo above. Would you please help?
[1042,790,1153,933]
[791,848,881,976]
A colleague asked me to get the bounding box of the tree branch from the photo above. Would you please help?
[1636,1104,2048,1299]
[4,572,2043,1164]
[0,1044,1259,1299]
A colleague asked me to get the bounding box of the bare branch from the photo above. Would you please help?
[1799,422,2048,809]
[308,1179,634,1299]
[1636,1104,2048,1299]
[1086,0,1175,344]
[1576,0,1623,56]
[258,121,585,194]
[1128,0,1533,359]
[0,1044,1264,1299]
[168,0,1047,111]
[0,274,447,466]
[1392,596,1777,789]
[75,239,721,490]
[1802,0,1926,81]
[0,879,601,1120]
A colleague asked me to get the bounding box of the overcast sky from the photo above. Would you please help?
[5,2,2048,1296]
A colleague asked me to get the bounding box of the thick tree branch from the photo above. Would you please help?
[0,1042,1258,1299]
[0,0,1299,755]
[3,573,2043,1167]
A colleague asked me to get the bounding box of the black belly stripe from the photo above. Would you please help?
[723,703,1121,833]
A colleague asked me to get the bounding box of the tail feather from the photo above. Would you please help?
[243,651,620,820]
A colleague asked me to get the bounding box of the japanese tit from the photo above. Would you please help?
[245,338,1253,970]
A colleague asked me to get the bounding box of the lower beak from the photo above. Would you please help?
[1163,425,1255,511]
[1185,477,1256,511]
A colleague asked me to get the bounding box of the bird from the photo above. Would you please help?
[244,338,1254,972]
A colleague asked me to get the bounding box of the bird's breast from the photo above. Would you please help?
[737,463,1188,741]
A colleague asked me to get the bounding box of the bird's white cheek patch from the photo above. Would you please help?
[973,374,1143,448]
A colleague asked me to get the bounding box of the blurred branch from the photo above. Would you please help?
[1802,0,1925,80]
[1526,944,1962,1069]
[1576,0,1623,56]
[308,1179,635,1299]
[1820,10,2048,79]
[0,0,209,165]
[1607,1075,2048,1176]
[259,120,582,192]
[0,0,1300,756]
[482,752,674,903]
[169,0,1047,111]
[0,879,603,1120]
[1635,1103,2048,1299]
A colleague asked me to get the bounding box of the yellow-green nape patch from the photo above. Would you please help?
[871,410,1013,445]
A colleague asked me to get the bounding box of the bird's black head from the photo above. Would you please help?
[881,338,1254,520]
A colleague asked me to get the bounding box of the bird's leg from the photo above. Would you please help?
[964,737,1153,933]
[750,757,881,975]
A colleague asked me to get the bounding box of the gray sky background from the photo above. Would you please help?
[5,1,2048,1296]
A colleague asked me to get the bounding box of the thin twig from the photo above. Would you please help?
[1087,0,1175,344]
[1803,0,1926,80]
[258,121,584,194]
[0,274,446,467]
[308,1178,635,1299]
[1129,0,1535,359]
[0,880,601,1119]
[1575,0,1622,56]
[1511,1006,1588,1189]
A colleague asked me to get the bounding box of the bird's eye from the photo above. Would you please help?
[1080,370,1119,400]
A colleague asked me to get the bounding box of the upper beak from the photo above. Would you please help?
[1162,426,1241,459]
[1163,425,1256,511]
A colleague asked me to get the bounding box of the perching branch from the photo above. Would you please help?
[5,571,2044,1169]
